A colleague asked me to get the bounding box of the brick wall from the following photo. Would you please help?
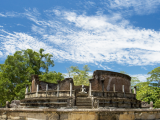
[91,70,131,93]
[59,78,74,90]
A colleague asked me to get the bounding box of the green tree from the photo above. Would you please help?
[131,77,140,89]
[39,71,64,83]
[136,81,160,107]
[147,67,160,87]
[67,65,92,86]
[0,48,54,106]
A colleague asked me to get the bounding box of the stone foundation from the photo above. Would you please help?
[0,108,160,120]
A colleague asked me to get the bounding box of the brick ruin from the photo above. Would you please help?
[7,70,141,109]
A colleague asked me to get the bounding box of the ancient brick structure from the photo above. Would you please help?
[91,70,131,92]
[6,70,142,109]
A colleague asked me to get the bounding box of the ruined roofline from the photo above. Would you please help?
[93,70,131,81]
[31,74,73,84]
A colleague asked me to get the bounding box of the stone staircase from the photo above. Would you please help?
[76,93,92,109]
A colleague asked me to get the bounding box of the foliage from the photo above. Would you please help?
[39,71,64,83]
[136,82,160,106]
[67,65,92,86]
[0,48,54,106]
[155,99,160,108]
[131,77,140,89]
[147,67,160,87]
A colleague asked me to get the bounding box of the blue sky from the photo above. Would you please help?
[0,0,160,81]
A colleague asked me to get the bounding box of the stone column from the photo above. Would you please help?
[46,84,48,91]
[122,85,124,93]
[57,80,60,97]
[113,84,115,92]
[89,79,93,97]
[91,97,94,108]
[36,84,39,97]
[26,85,28,94]
[70,79,73,97]
[46,84,48,97]
[134,86,136,94]
[150,101,153,109]
[6,101,9,108]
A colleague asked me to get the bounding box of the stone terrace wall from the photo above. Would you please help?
[0,108,160,120]
[92,70,131,93]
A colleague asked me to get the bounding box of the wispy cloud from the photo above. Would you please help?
[0,12,22,17]
[130,74,150,82]
[107,0,160,14]
[0,29,56,57]
[29,10,160,66]
[0,8,160,68]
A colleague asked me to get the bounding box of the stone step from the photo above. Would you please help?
[76,106,92,109]
[76,102,92,106]
[76,98,91,103]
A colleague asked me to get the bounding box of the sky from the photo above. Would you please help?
[0,0,160,82]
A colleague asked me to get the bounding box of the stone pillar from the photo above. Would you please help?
[122,85,124,93]
[70,79,73,97]
[46,84,48,91]
[46,84,48,97]
[26,85,28,94]
[57,80,60,97]
[150,101,153,109]
[36,84,39,97]
[134,86,136,94]
[91,97,94,108]
[89,79,93,97]
[6,101,9,108]
[113,84,115,92]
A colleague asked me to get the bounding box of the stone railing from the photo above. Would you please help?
[91,91,140,108]
[25,90,75,98]
[91,91,136,99]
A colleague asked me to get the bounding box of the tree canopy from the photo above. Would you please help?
[0,48,59,106]
[39,71,64,83]
[147,67,160,87]
[66,65,92,86]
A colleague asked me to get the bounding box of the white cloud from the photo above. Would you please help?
[0,51,3,56]
[98,64,112,70]
[130,74,150,82]
[0,12,22,17]
[108,0,160,14]
[0,29,59,57]
[29,10,160,66]
[1,9,160,68]
[63,72,149,82]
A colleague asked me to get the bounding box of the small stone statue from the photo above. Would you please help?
[79,85,87,93]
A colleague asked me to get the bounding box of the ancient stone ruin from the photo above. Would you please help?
[16,70,141,109]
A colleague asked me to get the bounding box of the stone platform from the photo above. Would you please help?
[0,108,160,120]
